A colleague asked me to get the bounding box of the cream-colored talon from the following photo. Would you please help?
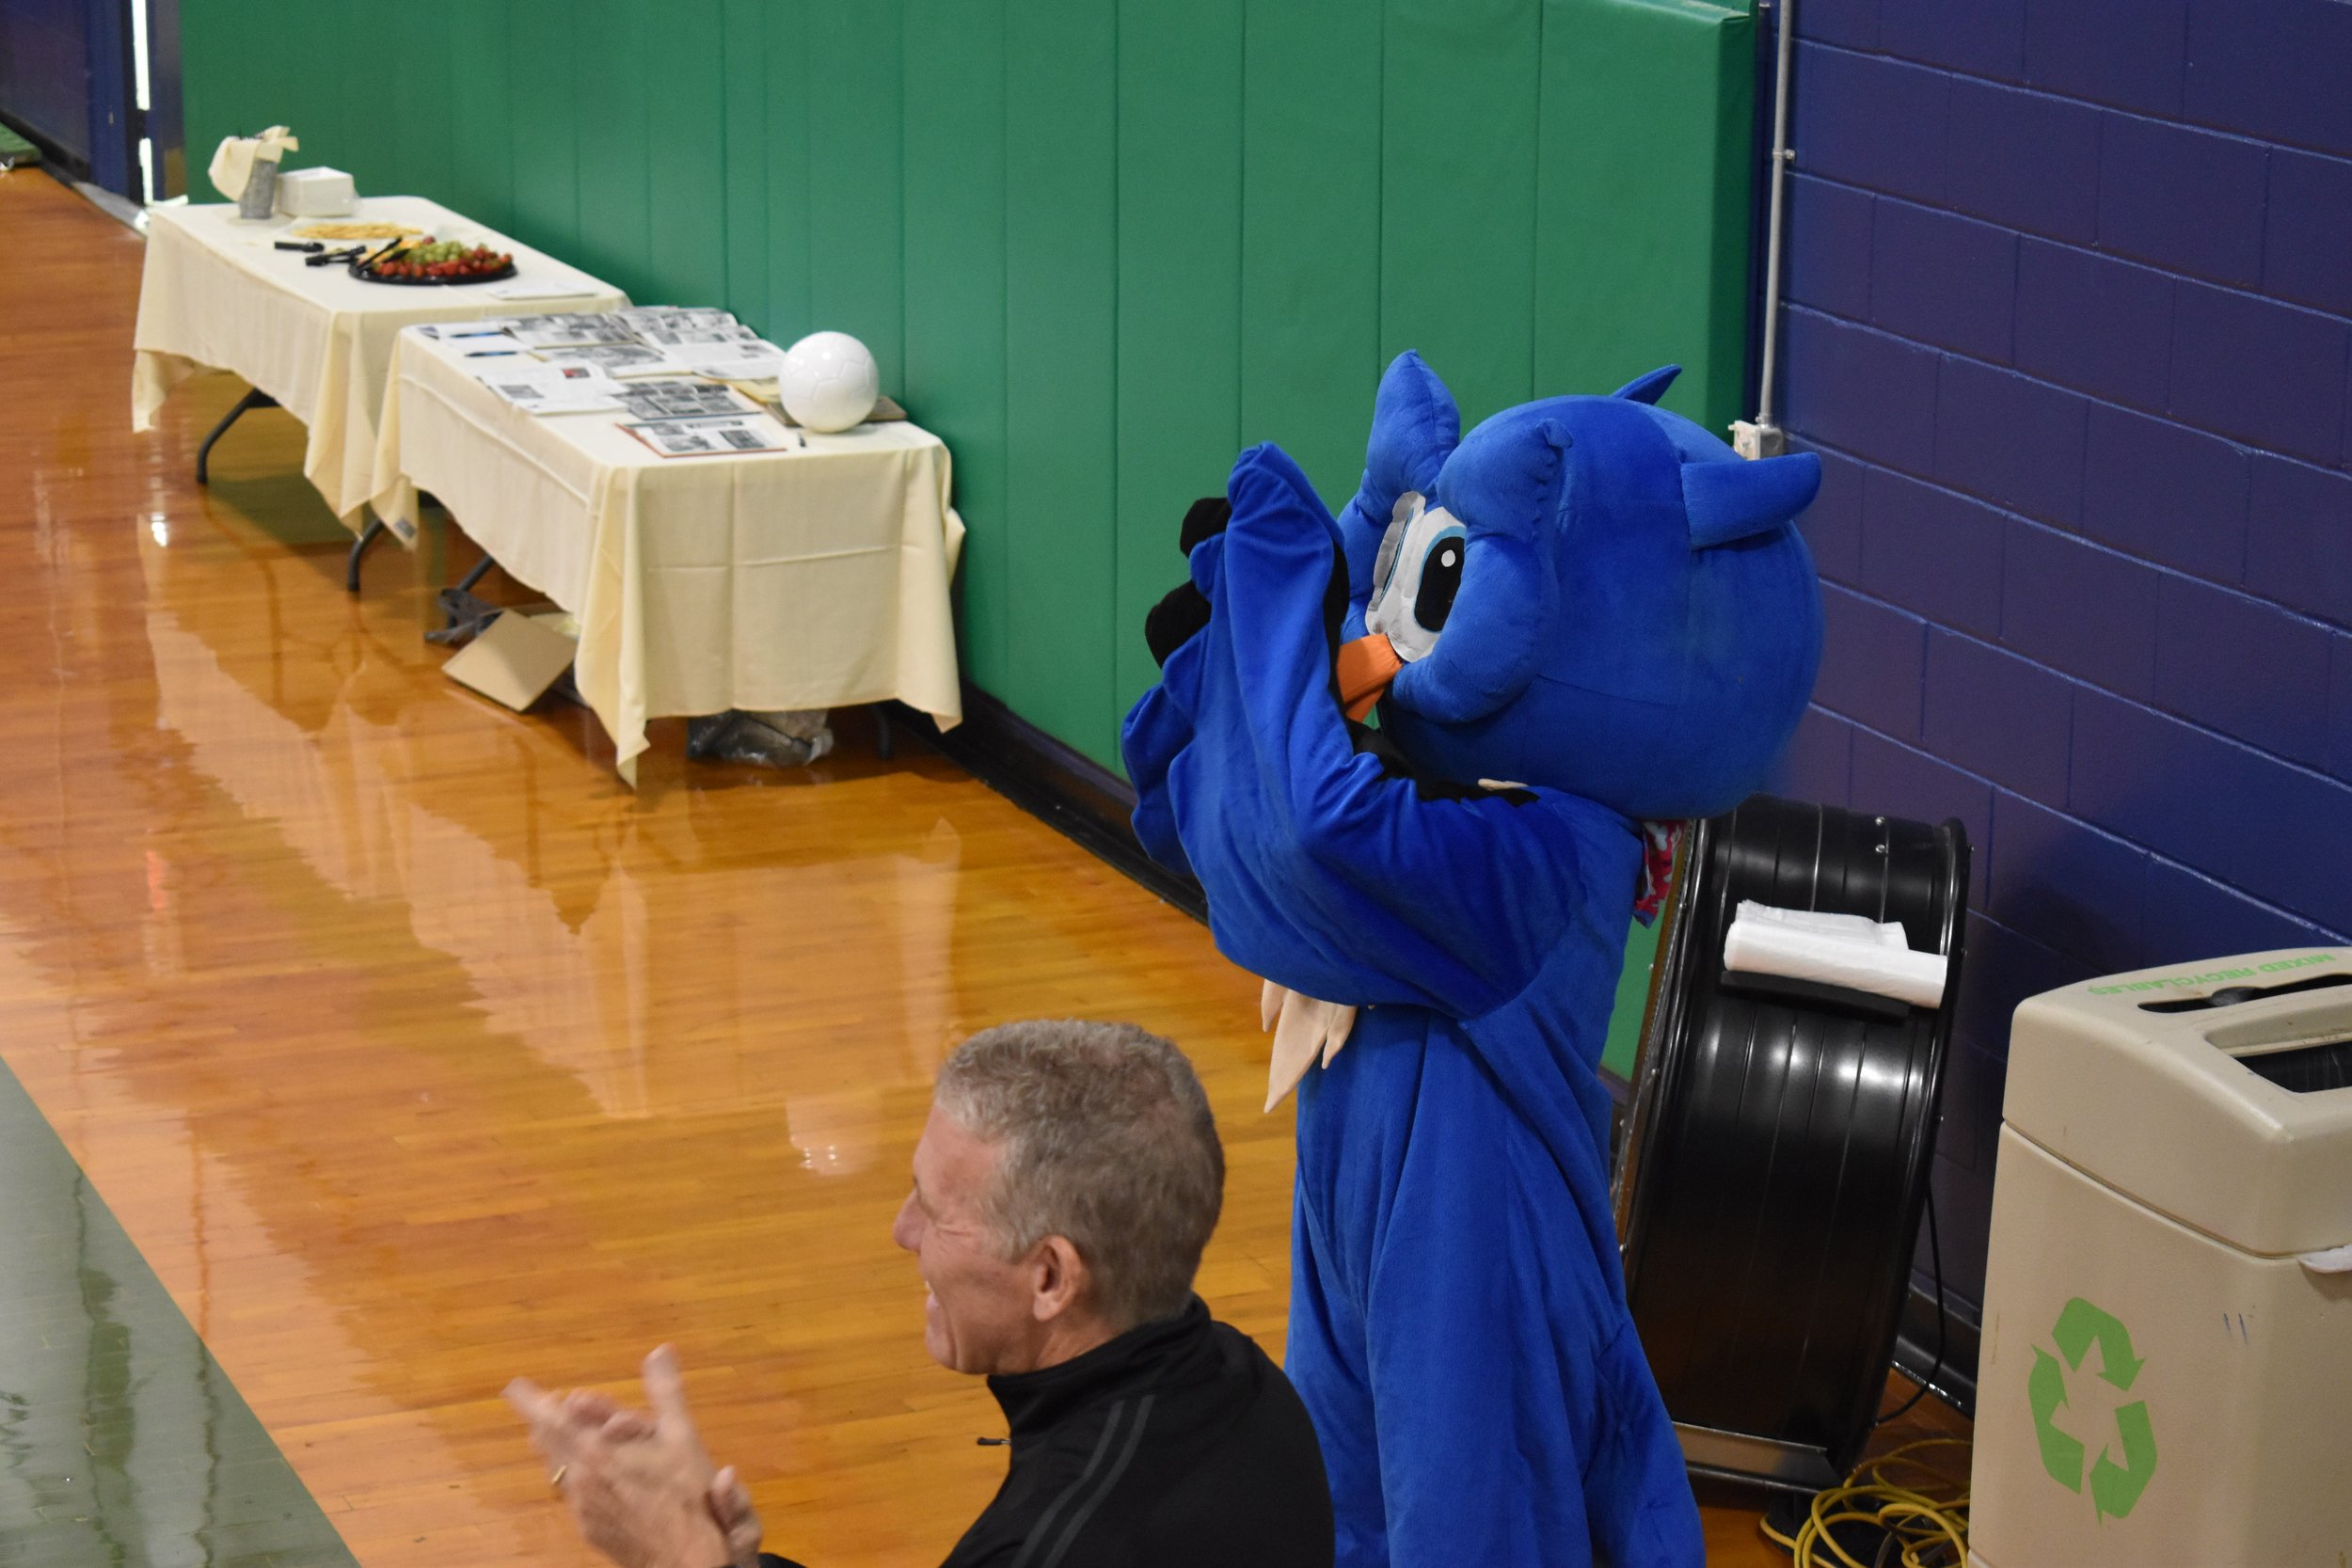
[548,1465,568,1491]
[1262,983,1358,1111]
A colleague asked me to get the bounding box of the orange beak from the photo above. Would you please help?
[1335,633,1404,722]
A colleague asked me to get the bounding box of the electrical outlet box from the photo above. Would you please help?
[1730,420,1786,460]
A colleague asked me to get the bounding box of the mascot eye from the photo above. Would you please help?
[1417,538,1464,631]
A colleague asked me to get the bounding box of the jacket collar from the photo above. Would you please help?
[985,1296,1211,1445]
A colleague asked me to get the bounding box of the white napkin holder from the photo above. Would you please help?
[207,126,298,212]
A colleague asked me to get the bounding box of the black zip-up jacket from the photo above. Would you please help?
[762,1298,1333,1568]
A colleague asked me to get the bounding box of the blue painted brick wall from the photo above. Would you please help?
[1768,1,2352,1316]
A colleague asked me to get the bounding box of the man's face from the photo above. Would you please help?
[891,1105,1037,1375]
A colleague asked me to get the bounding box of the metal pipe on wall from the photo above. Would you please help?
[1735,0,1797,460]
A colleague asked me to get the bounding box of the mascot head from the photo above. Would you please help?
[1343,351,1824,821]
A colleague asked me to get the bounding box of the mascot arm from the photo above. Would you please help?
[1248,746,1597,1021]
[1122,678,1196,878]
[1121,514,1237,879]
[1211,445,1590,1019]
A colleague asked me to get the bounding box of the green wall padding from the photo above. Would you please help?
[181,0,1757,775]
[1003,0,1119,754]
[1539,0,1758,437]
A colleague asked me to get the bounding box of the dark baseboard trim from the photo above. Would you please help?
[888,689,1205,921]
[1891,1280,1979,1418]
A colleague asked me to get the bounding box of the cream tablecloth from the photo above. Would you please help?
[132,196,626,528]
[371,328,965,784]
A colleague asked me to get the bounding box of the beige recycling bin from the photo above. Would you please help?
[1971,948,2352,1568]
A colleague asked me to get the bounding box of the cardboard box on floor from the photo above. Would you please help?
[441,610,579,711]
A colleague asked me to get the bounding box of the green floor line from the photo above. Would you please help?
[0,1061,358,1568]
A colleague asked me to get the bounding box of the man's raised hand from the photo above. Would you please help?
[503,1347,748,1568]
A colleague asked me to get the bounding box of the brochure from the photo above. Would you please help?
[666,340,789,382]
[620,415,795,458]
[508,312,638,349]
[613,378,760,420]
[617,307,741,331]
[631,322,763,348]
[469,360,625,415]
[532,342,683,375]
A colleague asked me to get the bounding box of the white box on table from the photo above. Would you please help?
[275,167,357,217]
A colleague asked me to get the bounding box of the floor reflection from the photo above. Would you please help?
[139,594,967,1124]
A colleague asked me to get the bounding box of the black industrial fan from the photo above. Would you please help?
[1612,795,1969,1492]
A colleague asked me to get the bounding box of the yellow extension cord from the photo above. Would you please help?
[1757,1438,1973,1568]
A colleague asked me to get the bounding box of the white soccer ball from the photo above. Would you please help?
[777,331,880,434]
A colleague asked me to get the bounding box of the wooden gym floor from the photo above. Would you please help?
[0,166,1960,1567]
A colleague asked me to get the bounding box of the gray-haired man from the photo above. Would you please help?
[509,1020,1334,1568]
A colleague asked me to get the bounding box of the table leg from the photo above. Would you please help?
[426,555,505,644]
[345,516,387,594]
[194,388,278,484]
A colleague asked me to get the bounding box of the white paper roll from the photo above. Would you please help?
[1724,900,1949,1008]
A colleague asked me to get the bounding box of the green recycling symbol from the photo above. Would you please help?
[2027,1296,2158,1519]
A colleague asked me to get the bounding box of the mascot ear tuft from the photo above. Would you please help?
[1611,364,1681,405]
[1682,451,1822,548]
[1366,351,1461,501]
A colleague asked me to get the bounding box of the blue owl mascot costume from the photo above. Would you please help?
[1120,352,1824,1567]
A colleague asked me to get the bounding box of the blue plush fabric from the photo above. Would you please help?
[1121,355,1821,1567]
